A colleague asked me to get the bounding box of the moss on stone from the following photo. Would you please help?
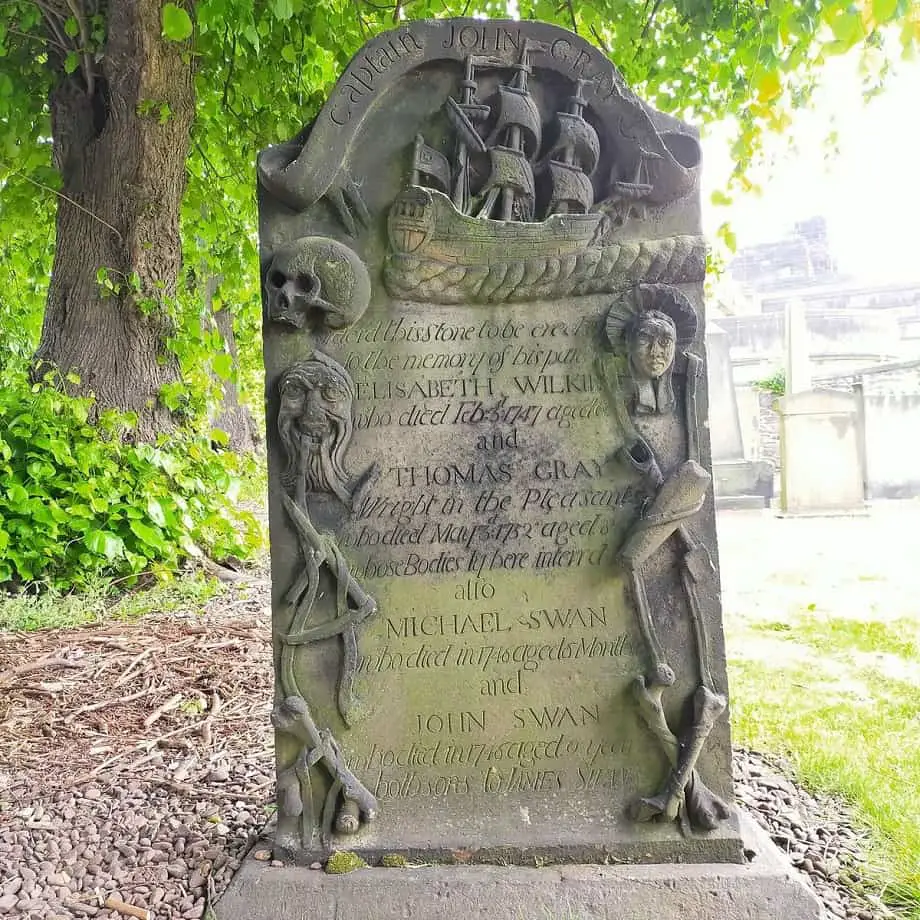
[324,851,367,874]
[381,853,408,868]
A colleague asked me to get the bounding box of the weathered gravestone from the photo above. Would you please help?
[221,18,822,919]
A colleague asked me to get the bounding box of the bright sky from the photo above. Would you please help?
[701,51,920,283]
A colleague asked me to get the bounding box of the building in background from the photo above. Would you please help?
[709,217,920,501]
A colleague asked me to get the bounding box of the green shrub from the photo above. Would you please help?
[0,367,263,590]
[753,367,786,396]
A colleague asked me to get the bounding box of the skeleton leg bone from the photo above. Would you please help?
[677,524,716,691]
[628,566,675,686]
[273,696,378,834]
[632,677,730,830]
[630,532,729,830]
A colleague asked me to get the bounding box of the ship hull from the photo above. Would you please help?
[387,186,603,264]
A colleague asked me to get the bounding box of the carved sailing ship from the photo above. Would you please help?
[387,50,605,263]
[384,49,706,303]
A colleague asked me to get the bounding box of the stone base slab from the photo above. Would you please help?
[215,813,822,920]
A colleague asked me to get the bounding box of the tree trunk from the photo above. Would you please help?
[34,0,195,441]
[207,275,258,453]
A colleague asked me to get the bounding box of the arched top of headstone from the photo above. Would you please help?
[259,19,701,215]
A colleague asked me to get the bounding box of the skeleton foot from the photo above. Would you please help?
[685,774,731,830]
[335,798,361,835]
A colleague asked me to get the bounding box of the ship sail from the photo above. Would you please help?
[486,85,542,158]
[445,96,489,154]
[553,112,599,174]
[478,147,535,221]
[475,42,543,222]
[411,134,451,194]
[546,161,594,215]
[542,78,602,217]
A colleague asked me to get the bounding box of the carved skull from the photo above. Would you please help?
[264,237,370,331]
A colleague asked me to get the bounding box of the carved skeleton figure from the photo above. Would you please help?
[602,283,731,832]
[274,351,379,849]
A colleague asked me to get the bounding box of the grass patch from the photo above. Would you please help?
[0,571,224,632]
[751,615,919,659]
[728,618,920,918]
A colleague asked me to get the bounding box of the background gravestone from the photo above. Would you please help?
[258,18,741,866]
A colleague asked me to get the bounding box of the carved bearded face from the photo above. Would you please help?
[277,354,355,505]
[628,311,677,380]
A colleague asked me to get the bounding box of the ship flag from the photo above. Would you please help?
[411,134,451,193]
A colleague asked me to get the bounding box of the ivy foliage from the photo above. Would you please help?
[0,366,262,589]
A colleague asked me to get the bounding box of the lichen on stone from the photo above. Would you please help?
[324,850,367,874]
[381,853,408,868]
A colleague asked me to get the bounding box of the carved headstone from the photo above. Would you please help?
[259,19,741,866]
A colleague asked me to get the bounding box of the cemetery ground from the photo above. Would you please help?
[0,505,916,919]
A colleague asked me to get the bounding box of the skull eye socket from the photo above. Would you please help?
[269,270,287,288]
[297,272,319,294]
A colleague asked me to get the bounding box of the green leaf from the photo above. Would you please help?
[146,496,167,527]
[212,352,233,380]
[7,483,29,506]
[64,16,80,38]
[129,519,167,550]
[829,11,864,49]
[64,51,80,74]
[85,529,125,561]
[272,0,293,20]
[161,3,193,41]
[872,0,898,23]
[756,71,782,103]
[281,43,296,64]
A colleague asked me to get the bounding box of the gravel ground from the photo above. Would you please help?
[0,559,902,919]
[0,572,274,919]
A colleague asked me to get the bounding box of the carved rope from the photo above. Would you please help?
[384,234,706,304]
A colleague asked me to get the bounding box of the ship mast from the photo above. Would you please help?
[500,50,528,221]
[476,44,540,222]
[443,56,493,215]
[453,57,478,214]
[543,78,599,217]
[561,79,588,167]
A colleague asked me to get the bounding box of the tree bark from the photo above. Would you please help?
[207,275,258,453]
[34,0,195,440]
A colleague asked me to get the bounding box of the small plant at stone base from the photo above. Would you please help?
[325,851,367,874]
[380,853,408,868]
[753,368,786,396]
[0,365,263,593]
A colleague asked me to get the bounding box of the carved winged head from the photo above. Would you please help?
[264,237,370,331]
[627,310,677,381]
[277,352,356,505]
[604,284,698,415]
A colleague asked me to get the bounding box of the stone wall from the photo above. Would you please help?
[814,360,920,499]
[720,311,903,386]
[757,391,781,469]
[814,360,920,396]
